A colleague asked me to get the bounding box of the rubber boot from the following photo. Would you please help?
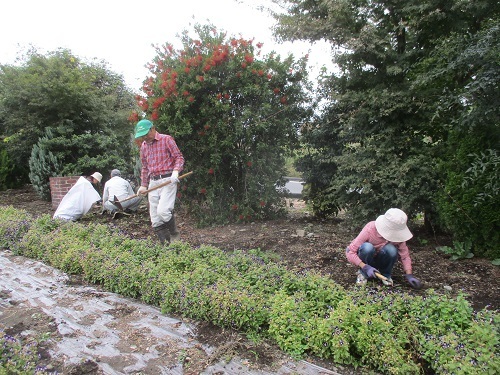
[166,215,180,242]
[153,222,170,245]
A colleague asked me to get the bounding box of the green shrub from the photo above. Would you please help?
[0,205,32,250]
[437,133,499,258]
[1,206,498,374]
[28,129,61,200]
[0,331,52,374]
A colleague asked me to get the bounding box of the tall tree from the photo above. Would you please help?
[414,17,500,256]
[271,0,499,234]
[133,23,313,224]
[0,49,136,192]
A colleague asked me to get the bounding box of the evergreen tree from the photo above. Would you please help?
[272,0,499,235]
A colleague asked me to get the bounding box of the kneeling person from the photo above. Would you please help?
[345,208,422,289]
[102,169,143,217]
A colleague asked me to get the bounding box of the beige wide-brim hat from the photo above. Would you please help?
[375,208,413,242]
[90,172,102,183]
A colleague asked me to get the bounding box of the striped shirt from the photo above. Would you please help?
[140,132,184,187]
[346,221,413,273]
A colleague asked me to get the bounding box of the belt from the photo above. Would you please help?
[151,173,172,180]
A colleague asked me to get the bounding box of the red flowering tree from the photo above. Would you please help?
[132,24,313,224]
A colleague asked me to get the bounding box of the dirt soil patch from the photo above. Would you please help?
[1,185,499,374]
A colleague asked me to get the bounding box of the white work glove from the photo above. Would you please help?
[171,170,180,184]
[137,186,148,196]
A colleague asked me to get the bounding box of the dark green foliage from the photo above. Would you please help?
[436,133,499,258]
[0,48,137,192]
[273,1,500,247]
[28,129,61,200]
[0,145,25,190]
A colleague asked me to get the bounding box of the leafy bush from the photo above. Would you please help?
[437,240,474,260]
[0,146,26,190]
[1,206,498,374]
[437,132,500,258]
[0,331,52,374]
[0,205,31,250]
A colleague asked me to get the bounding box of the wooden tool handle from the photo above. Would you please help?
[374,272,388,281]
[144,170,193,194]
[118,171,193,203]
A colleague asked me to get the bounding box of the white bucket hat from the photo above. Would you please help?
[375,208,413,242]
[90,172,102,183]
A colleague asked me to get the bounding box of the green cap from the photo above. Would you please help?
[135,119,153,138]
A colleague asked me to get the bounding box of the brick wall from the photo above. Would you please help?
[49,176,80,210]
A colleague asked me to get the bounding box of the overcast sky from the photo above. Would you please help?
[1,0,333,92]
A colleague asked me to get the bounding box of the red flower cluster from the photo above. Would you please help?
[244,54,254,64]
[137,97,149,111]
[231,204,238,210]
[246,161,253,167]
[200,188,207,194]
[128,111,139,123]
[153,97,165,109]
[208,168,214,175]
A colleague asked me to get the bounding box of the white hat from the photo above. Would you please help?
[375,208,413,242]
[90,172,102,183]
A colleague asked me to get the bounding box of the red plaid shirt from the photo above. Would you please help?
[140,132,184,187]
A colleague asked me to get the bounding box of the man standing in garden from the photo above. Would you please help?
[135,119,184,244]
[345,208,422,289]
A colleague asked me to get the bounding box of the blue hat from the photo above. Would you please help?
[135,119,153,138]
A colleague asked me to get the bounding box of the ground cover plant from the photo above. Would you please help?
[1,205,498,374]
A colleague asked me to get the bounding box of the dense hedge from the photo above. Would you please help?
[1,206,498,374]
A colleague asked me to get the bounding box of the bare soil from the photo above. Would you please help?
[1,185,499,374]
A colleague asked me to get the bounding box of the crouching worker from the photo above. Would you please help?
[345,208,422,289]
[102,169,143,219]
[134,119,184,244]
[53,172,102,221]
